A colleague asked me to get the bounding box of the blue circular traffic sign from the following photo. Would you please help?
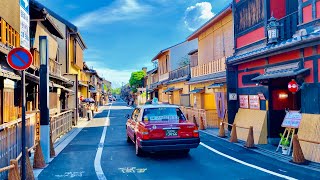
[7,47,33,71]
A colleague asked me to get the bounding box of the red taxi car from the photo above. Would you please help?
[126,104,200,156]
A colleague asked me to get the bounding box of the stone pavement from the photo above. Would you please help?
[201,128,320,172]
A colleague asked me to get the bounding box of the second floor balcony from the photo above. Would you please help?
[31,49,61,77]
[191,57,226,78]
[49,58,61,77]
[79,71,88,84]
[169,65,190,80]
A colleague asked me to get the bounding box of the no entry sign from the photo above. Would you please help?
[7,47,33,71]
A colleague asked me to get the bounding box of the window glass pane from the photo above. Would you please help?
[142,107,186,123]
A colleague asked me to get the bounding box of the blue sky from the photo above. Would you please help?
[37,0,231,87]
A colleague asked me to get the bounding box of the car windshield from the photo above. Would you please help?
[142,107,186,123]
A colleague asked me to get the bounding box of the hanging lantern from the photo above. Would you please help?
[267,16,280,44]
[288,79,299,93]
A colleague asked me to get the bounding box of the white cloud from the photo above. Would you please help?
[85,61,134,88]
[184,2,215,31]
[73,0,152,28]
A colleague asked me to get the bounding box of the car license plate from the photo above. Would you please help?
[166,130,177,136]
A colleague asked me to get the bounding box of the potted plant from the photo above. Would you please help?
[279,133,290,155]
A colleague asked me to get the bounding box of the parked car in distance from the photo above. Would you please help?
[126,104,200,156]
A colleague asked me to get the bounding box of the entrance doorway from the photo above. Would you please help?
[268,77,301,138]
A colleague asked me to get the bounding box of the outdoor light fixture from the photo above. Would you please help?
[267,16,280,44]
[40,37,48,65]
[278,93,288,99]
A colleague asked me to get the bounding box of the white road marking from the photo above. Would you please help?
[118,167,147,174]
[55,171,85,178]
[94,104,112,180]
[200,142,297,180]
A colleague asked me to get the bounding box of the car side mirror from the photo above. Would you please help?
[125,114,130,119]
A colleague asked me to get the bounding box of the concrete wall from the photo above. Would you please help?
[0,0,20,31]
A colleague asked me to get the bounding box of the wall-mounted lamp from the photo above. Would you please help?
[278,93,288,99]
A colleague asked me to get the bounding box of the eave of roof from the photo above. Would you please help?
[187,4,232,41]
[31,0,87,48]
[188,49,198,55]
[151,41,186,61]
[227,31,320,64]
[29,3,64,39]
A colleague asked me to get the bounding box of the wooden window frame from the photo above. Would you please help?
[0,17,19,47]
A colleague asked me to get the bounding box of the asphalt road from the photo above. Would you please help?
[38,101,320,180]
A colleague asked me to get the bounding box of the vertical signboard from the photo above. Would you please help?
[249,95,260,110]
[239,95,249,108]
[20,0,30,49]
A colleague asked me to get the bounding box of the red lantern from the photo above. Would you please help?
[288,79,299,93]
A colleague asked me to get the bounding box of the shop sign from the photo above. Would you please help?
[249,95,260,110]
[229,93,237,100]
[239,95,249,109]
[20,0,30,49]
[281,111,302,128]
[257,92,266,100]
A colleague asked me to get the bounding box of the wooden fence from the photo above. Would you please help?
[50,109,74,143]
[0,113,38,179]
[180,107,220,128]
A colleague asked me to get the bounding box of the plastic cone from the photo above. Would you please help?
[25,148,35,180]
[218,121,226,138]
[292,135,306,164]
[33,142,46,169]
[230,124,238,143]
[8,159,20,180]
[245,126,255,148]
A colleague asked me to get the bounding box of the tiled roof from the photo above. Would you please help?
[147,68,157,75]
[207,83,225,89]
[163,87,175,93]
[189,88,204,94]
[252,62,310,81]
[187,71,226,84]
[228,31,320,64]
[165,76,190,85]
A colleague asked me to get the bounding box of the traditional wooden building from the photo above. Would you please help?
[146,67,159,100]
[29,2,75,116]
[150,41,197,104]
[186,4,233,128]
[227,0,320,162]
[30,1,87,123]
[0,0,21,124]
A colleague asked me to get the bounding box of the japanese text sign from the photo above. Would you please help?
[281,111,302,128]
[239,95,249,109]
[249,95,260,110]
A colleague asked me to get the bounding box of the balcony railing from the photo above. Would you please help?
[169,65,190,80]
[0,113,39,179]
[49,58,61,77]
[31,48,40,68]
[151,75,159,84]
[80,71,88,84]
[31,49,62,77]
[191,57,226,78]
[278,11,298,41]
[50,109,74,143]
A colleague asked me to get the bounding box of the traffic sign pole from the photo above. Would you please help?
[21,70,26,180]
[6,47,32,180]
